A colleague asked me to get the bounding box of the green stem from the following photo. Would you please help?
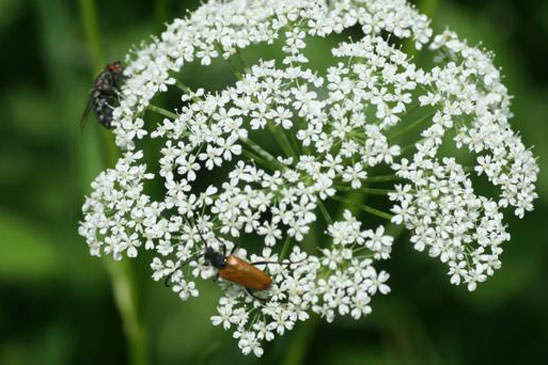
[317,199,333,224]
[385,222,407,242]
[224,48,243,80]
[78,0,103,72]
[148,104,178,119]
[175,80,203,104]
[154,0,169,32]
[104,259,148,365]
[267,124,297,160]
[388,111,435,140]
[241,149,278,171]
[225,49,296,166]
[234,49,251,74]
[241,138,285,170]
[287,131,301,156]
[175,79,192,93]
[331,196,393,221]
[400,137,428,155]
[280,235,293,260]
[335,186,395,195]
[79,2,148,365]
[366,174,406,183]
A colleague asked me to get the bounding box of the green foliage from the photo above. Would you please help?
[1,0,547,364]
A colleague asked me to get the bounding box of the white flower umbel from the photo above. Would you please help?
[79,0,538,356]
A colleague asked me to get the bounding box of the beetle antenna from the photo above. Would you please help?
[164,262,185,288]
[163,249,202,287]
[195,226,211,251]
[250,258,307,267]
[164,275,173,287]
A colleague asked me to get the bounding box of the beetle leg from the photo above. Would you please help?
[246,288,266,303]
[250,260,278,266]
[230,244,238,255]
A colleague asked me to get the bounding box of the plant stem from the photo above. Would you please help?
[234,49,251,74]
[400,137,428,155]
[241,138,285,170]
[366,174,405,183]
[388,111,435,140]
[331,196,393,221]
[335,186,395,195]
[78,0,103,73]
[175,80,204,104]
[241,149,278,171]
[79,2,148,364]
[148,104,178,119]
[104,259,148,365]
[279,235,293,260]
[317,199,333,224]
[175,79,192,93]
[154,0,169,32]
[224,49,244,80]
[268,124,297,160]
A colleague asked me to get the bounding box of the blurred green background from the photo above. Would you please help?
[1,0,547,364]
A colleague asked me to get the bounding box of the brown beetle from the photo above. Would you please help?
[204,245,273,291]
[164,232,301,300]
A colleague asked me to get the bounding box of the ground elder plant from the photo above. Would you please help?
[79,0,539,356]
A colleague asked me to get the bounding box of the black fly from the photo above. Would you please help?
[80,61,124,130]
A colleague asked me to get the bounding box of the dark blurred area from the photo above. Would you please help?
[1,0,547,364]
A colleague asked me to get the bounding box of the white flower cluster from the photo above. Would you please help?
[79,151,163,260]
[79,0,538,356]
[388,30,539,291]
[211,211,391,357]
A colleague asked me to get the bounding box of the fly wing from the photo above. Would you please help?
[80,67,108,132]
[79,96,93,133]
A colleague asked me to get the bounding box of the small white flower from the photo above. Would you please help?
[342,163,368,189]
[211,305,234,330]
[365,270,391,295]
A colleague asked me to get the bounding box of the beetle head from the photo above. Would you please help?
[204,247,226,269]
